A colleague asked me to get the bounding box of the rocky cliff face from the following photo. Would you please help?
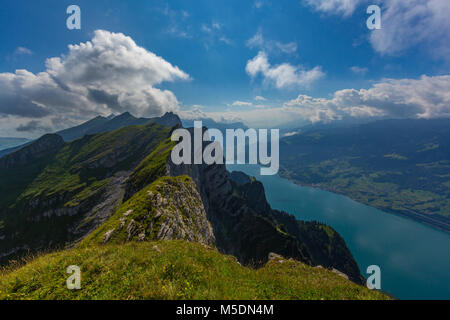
[83,176,215,247]
[166,158,363,284]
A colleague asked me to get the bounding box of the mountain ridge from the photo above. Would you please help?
[0,118,367,292]
[0,112,182,158]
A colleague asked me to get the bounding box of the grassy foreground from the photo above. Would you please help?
[0,241,389,300]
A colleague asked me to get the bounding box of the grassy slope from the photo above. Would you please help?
[17,123,172,206]
[0,241,388,300]
[124,137,175,198]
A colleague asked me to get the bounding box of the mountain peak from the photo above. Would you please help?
[156,112,182,127]
[114,111,135,119]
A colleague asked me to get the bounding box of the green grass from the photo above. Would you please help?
[16,124,172,205]
[81,175,196,246]
[125,138,176,196]
[0,241,389,300]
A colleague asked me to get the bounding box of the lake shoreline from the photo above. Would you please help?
[277,171,450,235]
[228,164,450,299]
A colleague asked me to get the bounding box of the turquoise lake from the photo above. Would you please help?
[227,164,450,300]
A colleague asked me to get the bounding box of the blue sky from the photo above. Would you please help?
[1,0,449,136]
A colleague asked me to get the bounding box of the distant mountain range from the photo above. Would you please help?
[279,118,450,233]
[0,112,182,158]
[57,111,182,142]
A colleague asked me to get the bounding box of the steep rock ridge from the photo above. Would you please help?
[154,112,183,128]
[231,174,363,283]
[165,141,364,283]
[57,115,110,142]
[229,171,252,185]
[167,159,306,267]
[82,176,215,247]
[0,123,174,264]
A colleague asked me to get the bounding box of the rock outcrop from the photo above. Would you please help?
[83,176,215,247]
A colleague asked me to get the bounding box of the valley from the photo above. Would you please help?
[279,119,450,233]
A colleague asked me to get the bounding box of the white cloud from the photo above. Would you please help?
[254,96,266,101]
[304,0,363,17]
[350,66,368,75]
[161,4,192,39]
[181,75,450,127]
[370,0,450,59]
[276,42,298,54]
[246,31,297,54]
[201,22,232,47]
[0,30,189,136]
[246,51,325,89]
[284,131,300,137]
[14,47,33,56]
[304,0,450,60]
[167,25,191,39]
[231,101,253,107]
[219,36,233,45]
[282,75,450,121]
[202,22,223,33]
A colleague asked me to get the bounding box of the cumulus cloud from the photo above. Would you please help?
[254,96,266,101]
[0,30,189,135]
[370,0,450,59]
[246,51,325,89]
[182,75,450,127]
[304,0,450,60]
[283,75,450,122]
